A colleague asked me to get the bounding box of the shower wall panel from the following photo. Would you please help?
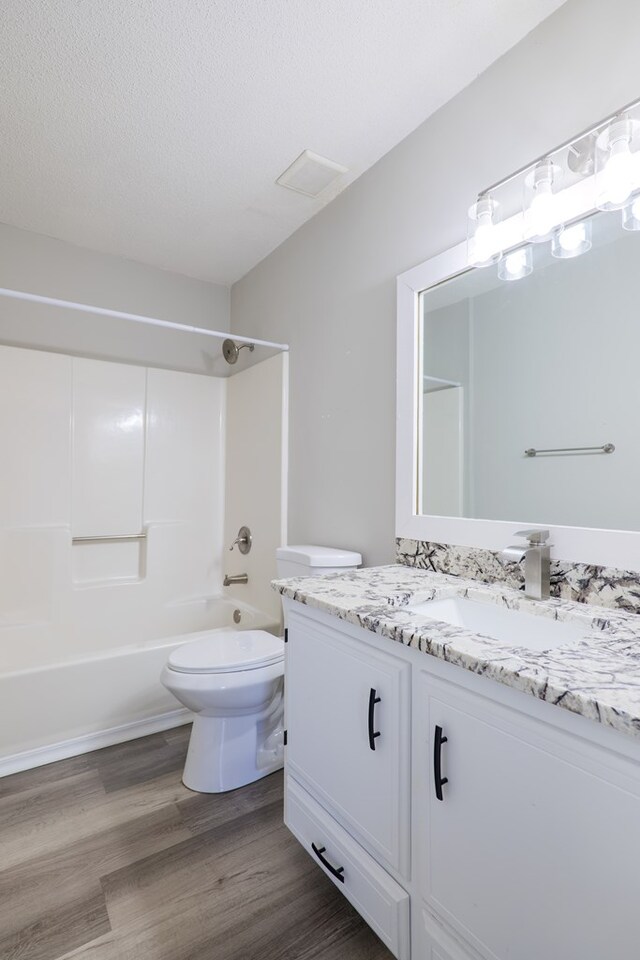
[223,352,288,623]
[72,359,146,538]
[0,344,225,672]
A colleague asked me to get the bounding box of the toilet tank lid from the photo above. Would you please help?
[276,545,362,567]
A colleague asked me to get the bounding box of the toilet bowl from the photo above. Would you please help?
[162,545,362,794]
[161,629,284,793]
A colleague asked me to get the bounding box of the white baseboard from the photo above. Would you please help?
[0,708,192,778]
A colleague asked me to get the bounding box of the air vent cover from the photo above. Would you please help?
[276,150,347,198]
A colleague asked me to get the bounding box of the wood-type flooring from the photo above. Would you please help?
[0,725,392,959]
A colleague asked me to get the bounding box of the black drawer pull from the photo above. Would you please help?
[368,687,381,751]
[311,843,345,883]
[434,724,449,801]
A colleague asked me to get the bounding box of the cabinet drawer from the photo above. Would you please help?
[286,776,410,960]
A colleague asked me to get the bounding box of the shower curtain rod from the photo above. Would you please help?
[0,286,289,352]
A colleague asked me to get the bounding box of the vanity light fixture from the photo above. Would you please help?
[467,193,501,267]
[622,194,640,231]
[524,159,562,241]
[497,245,533,281]
[466,95,640,276]
[567,132,597,177]
[551,220,592,259]
[595,117,640,210]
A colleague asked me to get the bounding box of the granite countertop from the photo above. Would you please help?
[273,564,640,740]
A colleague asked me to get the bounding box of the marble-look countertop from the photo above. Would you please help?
[273,565,640,740]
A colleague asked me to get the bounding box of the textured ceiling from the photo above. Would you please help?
[0,0,566,285]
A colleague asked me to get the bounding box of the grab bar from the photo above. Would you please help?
[524,443,615,457]
[72,533,146,543]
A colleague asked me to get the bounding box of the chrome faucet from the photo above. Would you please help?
[501,529,551,600]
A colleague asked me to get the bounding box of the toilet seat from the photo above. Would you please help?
[167,629,284,675]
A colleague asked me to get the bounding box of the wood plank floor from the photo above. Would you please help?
[0,726,393,959]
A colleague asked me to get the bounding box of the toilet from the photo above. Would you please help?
[161,544,362,793]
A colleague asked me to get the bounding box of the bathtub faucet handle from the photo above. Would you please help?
[229,526,252,555]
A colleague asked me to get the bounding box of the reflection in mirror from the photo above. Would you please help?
[419,209,640,531]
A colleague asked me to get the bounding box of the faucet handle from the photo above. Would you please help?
[514,528,550,545]
[229,525,252,555]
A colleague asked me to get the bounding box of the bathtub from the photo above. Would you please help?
[0,597,280,777]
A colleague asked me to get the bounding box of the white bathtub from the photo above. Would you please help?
[0,597,279,777]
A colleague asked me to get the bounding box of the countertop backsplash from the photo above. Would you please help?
[396,538,640,615]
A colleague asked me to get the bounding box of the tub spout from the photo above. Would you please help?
[223,573,248,586]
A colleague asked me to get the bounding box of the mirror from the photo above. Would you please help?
[418,209,640,532]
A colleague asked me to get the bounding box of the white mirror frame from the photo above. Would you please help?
[396,177,640,570]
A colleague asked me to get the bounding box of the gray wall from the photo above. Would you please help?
[0,222,229,368]
[230,0,640,567]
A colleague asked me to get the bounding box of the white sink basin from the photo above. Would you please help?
[407,596,588,652]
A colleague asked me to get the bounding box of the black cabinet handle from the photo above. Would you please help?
[368,687,381,751]
[311,842,345,883]
[434,724,449,801]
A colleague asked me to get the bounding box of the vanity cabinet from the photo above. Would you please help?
[285,605,411,875]
[415,912,475,960]
[286,775,410,959]
[413,671,640,960]
[283,599,640,960]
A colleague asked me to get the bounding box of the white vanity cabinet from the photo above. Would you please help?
[283,603,412,960]
[284,605,411,875]
[413,670,640,960]
[282,599,640,960]
[286,775,411,959]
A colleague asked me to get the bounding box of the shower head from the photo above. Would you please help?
[222,338,255,365]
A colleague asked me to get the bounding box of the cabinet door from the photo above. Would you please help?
[286,607,410,874]
[414,906,479,960]
[415,671,640,960]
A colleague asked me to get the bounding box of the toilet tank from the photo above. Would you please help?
[276,545,362,579]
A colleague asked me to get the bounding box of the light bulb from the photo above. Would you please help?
[524,159,560,241]
[467,193,501,267]
[551,219,592,259]
[603,139,637,206]
[473,215,494,263]
[529,185,555,238]
[504,250,527,275]
[596,117,640,210]
[497,245,532,282]
[558,223,586,253]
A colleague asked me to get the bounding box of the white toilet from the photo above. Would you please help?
[161,544,361,793]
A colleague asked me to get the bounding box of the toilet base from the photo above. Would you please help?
[182,708,284,794]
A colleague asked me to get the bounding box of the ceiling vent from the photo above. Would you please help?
[276,150,348,198]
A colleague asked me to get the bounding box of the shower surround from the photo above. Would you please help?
[0,345,286,773]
